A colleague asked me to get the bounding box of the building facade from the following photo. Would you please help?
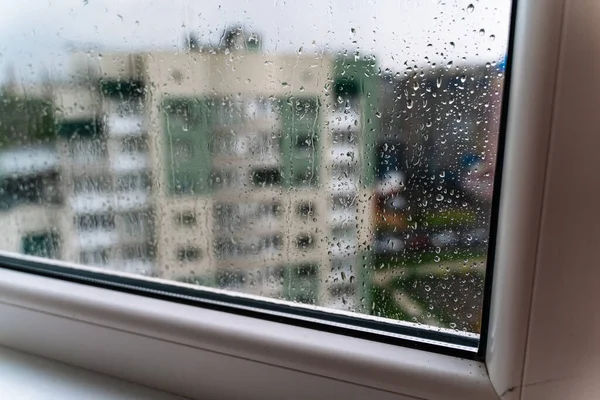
[0,36,380,312]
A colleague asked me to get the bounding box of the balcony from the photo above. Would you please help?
[69,191,149,214]
[111,153,148,173]
[106,115,144,137]
[328,177,358,194]
[327,110,361,132]
[0,147,59,177]
[110,260,154,275]
[77,230,119,251]
[327,144,357,164]
[329,209,356,227]
[328,237,358,258]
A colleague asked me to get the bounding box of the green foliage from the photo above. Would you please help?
[422,209,478,229]
[370,285,408,320]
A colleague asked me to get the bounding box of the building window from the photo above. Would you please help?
[216,269,245,289]
[122,137,148,153]
[295,133,317,151]
[177,246,202,262]
[252,168,281,187]
[295,233,315,250]
[257,202,281,219]
[73,176,112,194]
[296,201,316,218]
[209,169,240,190]
[116,173,150,192]
[121,244,155,262]
[175,211,197,227]
[79,249,110,266]
[22,231,60,259]
[68,139,107,163]
[75,214,116,231]
[119,212,152,237]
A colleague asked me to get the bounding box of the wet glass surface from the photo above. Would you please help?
[0,0,511,334]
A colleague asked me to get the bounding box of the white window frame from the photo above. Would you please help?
[0,1,596,399]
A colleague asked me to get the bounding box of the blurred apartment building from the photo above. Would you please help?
[0,28,380,311]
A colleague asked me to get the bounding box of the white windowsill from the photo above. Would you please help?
[0,347,183,400]
[0,268,496,400]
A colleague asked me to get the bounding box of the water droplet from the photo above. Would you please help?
[406,99,414,109]
[479,29,486,36]
[489,34,496,41]
[467,4,475,13]
[425,285,431,292]
[436,194,444,201]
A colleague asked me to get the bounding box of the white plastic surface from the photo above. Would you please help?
[520,0,600,398]
[484,0,566,398]
[0,268,495,400]
[0,347,184,400]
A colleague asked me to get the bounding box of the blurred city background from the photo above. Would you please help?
[0,0,509,333]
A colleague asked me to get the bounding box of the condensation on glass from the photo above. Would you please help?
[0,0,511,334]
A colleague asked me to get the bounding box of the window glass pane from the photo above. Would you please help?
[0,0,512,345]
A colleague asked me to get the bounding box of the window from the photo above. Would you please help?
[209,169,241,190]
[73,175,112,194]
[116,173,150,192]
[121,137,148,153]
[0,1,534,395]
[0,171,62,209]
[75,214,116,231]
[294,133,317,151]
[252,168,281,187]
[0,0,511,336]
[254,202,280,219]
[296,201,316,218]
[216,269,245,289]
[119,211,152,237]
[177,246,201,262]
[68,138,107,163]
[295,233,315,250]
[7,2,600,400]
[175,211,197,227]
[121,244,155,262]
[21,231,60,259]
[79,249,110,266]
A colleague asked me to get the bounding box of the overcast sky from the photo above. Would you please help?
[0,0,511,83]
